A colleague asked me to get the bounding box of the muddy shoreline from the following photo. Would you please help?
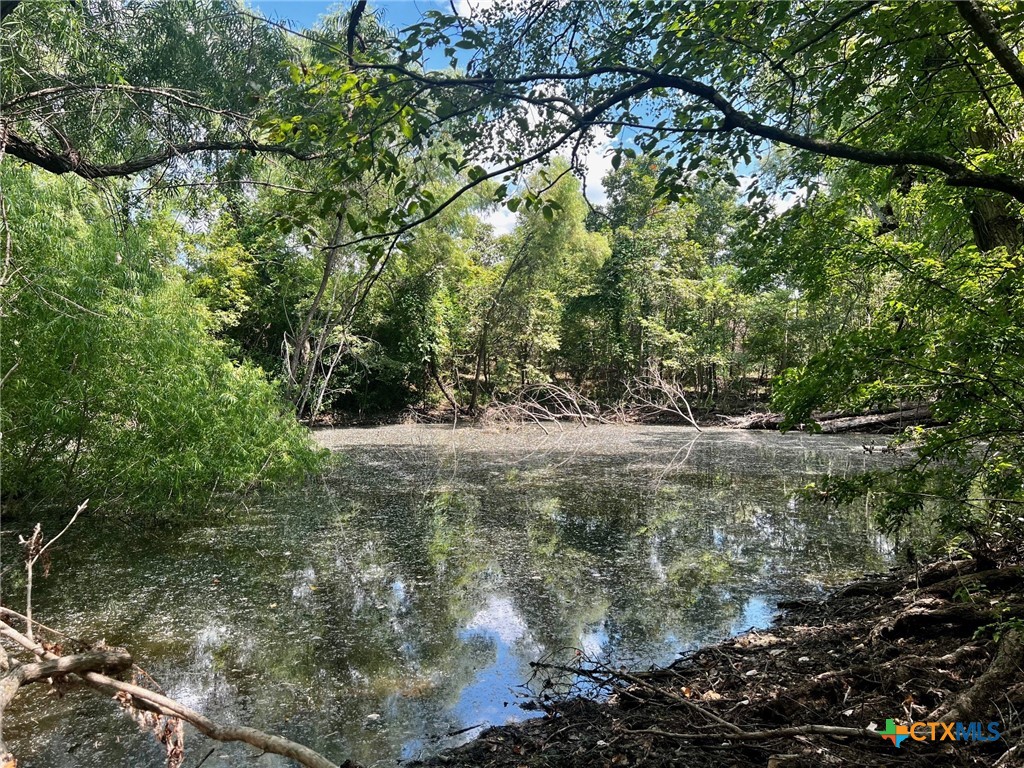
[412,552,1023,768]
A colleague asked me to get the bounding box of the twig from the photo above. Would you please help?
[20,500,88,641]
[621,723,878,742]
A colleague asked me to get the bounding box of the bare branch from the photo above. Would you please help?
[0,620,346,768]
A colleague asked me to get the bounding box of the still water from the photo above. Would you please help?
[7,425,894,767]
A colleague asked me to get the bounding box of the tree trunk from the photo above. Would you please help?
[288,216,344,412]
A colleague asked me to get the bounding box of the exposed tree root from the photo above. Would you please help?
[922,567,1024,600]
[870,598,1008,641]
[934,629,1024,724]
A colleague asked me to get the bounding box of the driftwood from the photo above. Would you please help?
[729,405,933,433]
[479,369,702,431]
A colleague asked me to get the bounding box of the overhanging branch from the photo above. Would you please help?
[2,129,315,179]
[356,62,1024,204]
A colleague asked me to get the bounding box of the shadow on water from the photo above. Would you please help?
[4,426,896,767]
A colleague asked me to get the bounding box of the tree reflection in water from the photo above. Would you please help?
[7,426,893,767]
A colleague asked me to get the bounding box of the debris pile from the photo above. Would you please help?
[417,553,1023,768]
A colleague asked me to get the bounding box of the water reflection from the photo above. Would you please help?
[5,426,893,767]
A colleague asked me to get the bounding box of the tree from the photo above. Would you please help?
[338,0,1022,540]
[465,162,610,408]
[0,0,309,179]
[0,166,322,516]
[286,2,1013,256]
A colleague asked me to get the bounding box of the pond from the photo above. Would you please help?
[6,425,896,767]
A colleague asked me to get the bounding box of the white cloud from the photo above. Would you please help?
[466,595,528,644]
[768,185,810,214]
[480,204,518,236]
[578,127,614,207]
[455,0,499,18]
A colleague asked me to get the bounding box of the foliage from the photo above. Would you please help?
[4,0,1024,547]
[775,214,1024,543]
[0,0,301,178]
[386,1,1024,208]
[0,168,323,517]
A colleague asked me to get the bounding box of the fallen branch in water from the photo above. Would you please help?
[0,646,133,764]
[0,509,353,768]
[478,371,704,430]
[481,382,610,428]
[0,618,350,768]
[618,366,702,431]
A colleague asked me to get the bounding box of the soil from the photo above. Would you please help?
[413,550,1024,768]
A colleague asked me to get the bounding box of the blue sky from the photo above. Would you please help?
[251,1,446,30]
[249,0,617,231]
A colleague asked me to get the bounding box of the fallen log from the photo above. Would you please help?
[729,405,933,433]
[0,648,132,765]
[817,405,934,433]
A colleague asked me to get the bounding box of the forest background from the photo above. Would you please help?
[1,0,1022,550]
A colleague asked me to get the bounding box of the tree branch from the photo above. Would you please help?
[780,2,877,61]
[957,0,1024,100]
[358,62,1024,203]
[0,650,132,709]
[0,648,132,765]
[0,620,346,768]
[2,130,314,180]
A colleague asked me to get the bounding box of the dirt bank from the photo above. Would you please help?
[414,551,1023,768]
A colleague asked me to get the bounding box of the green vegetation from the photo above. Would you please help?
[2,0,1023,544]
[0,168,322,516]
